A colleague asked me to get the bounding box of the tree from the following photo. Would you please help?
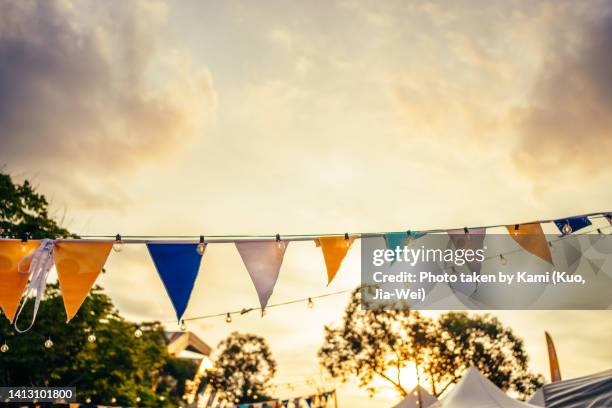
[319,289,435,397]
[319,289,543,400]
[0,172,73,239]
[0,171,197,406]
[429,312,543,398]
[207,332,277,404]
[0,284,187,406]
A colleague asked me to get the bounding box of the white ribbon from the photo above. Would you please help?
[14,239,55,333]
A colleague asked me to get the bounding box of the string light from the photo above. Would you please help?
[134,328,143,338]
[276,233,284,250]
[562,223,572,235]
[180,320,187,331]
[344,233,350,248]
[112,234,123,253]
[225,313,232,323]
[307,297,315,308]
[85,397,91,404]
[499,254,507,266]
[111,397,116,403]
[87,333,96,343]
[44,338,53,349]
[1,342,8,353]
[197,236,207,255]
[136,396,141,403]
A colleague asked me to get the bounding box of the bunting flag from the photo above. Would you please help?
[55,242,112,321]
[384,231,425,262]
[447,228,486,274]
[305,396,312,407]
[0,240,40,322]
[236,240,288,311]
[545,331,562,382]
[506,223,553,264]
[554,216,592,235]
[147,243,203,322]
[316,236,355,284]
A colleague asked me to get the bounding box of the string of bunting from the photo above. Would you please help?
[202,389,337,408]
[0,212,610,331]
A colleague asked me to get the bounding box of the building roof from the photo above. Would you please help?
[165,331,212,357]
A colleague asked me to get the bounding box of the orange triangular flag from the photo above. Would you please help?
[0,240,40,322]
[315,236,355,284]
[55,242,112,321]
[506,223,553,264]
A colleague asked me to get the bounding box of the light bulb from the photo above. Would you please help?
[112,241,123,253]
[345,239,351,248]
[253,395,258,400]
[180,320,187,331]
[111,397,116,403]
[159,396,165,401]
[500,254,507,266]
[85,397,91,404]
[136,397,141,402]
[1,343,8,353]
[134,328,143,338]
[225,313,232,323]
[87,334,96,343]
[196,242,206,255]
[44,338,53,349]
[562,223,572,235]
[307,297,315,308]
[276,240,284,250]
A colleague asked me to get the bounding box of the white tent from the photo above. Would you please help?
[429,367,539,408]
[393,385,438,408]
[528,369,612,407]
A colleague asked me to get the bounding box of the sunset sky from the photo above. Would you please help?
[1,0,612,406]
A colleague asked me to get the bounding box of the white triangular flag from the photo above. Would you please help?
[235,240,288,311]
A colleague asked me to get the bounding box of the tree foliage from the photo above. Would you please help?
[0,284,188,406]
[207,332,277,404]
[319,289,543,400]
[0,172,73,239]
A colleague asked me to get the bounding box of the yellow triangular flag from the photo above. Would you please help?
[55,242,112,321]
[0,240,40,322]
[506,223,553,264]
[315,236,355,284]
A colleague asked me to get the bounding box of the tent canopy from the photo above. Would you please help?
[393,385,438,408]
[528,369,612,408]
[430,367,539,408]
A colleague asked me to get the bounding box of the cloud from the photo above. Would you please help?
[513,5,612,177]
[0,0,216,178]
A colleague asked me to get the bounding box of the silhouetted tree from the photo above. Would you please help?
[207,332,277,404]
[319,289,543,400]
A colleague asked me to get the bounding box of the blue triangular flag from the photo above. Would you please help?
[305,396,313,407]
[554,216,592,235]
[147,243,203,321]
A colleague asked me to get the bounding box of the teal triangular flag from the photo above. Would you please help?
[384,231,425,263]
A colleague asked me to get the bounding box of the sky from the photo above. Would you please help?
[1,0,612,406]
